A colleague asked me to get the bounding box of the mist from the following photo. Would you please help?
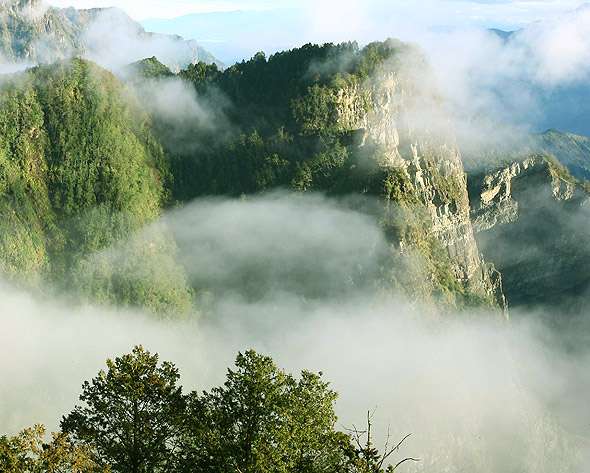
[1,193,589,472]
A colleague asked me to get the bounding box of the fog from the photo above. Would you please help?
[1,193,589,472]
[82,8,212,72]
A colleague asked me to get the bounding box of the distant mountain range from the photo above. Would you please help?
[0,0,220,70]
[487,20,590,137]
[142,9,305,65]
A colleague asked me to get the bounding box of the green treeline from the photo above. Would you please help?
[161,41,403,200]
[0,347,417,473]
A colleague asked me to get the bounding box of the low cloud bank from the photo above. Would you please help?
[1,193,589,472]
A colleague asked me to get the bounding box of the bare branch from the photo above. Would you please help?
[392,457,421,471]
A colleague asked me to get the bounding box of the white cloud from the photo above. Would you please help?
[46,0,296,19]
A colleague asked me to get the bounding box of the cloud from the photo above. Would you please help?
[1,193,589,471]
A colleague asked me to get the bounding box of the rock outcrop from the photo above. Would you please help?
[469,154,590,311]
[331,66,507,310]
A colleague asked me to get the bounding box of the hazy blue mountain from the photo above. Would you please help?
[142,9,306,65]
[488,28,517,41]
[537,129,590,181]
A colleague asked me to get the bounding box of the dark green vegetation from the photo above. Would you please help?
[1,347,417,473]
[162,41,400,200]
[0,58,192,316]
[126,57,173,79]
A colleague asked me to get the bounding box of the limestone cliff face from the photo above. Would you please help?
[469,155,590,311]
[471,156,578,233]
[331,70,506,309]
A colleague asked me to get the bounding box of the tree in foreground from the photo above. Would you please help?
[0,424,107,472]
[61,346,186,473]
[180,350,356,472]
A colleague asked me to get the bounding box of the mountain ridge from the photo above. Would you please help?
[0,1,221,70]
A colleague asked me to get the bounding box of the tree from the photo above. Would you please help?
[347,412,419,473]
[61,346,187,473]
[0,424,107,472]
[180,350,354,473]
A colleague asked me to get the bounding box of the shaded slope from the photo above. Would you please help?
[469,155,590,313]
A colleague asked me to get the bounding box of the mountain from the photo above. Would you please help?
[536,129,590,181]
[0,41,509,314]
[6,40,590,317]
[0,58,192,316]
[488,28,517,42]
[0,0,220,70]
[142,8,306,65]
[10,39,590,317]
[469,154,590,313]
[144,41,506,310]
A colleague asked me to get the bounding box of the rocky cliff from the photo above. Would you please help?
[469,154,590,311]
[329,66,506,310]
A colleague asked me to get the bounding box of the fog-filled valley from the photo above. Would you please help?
[1,1,590,472]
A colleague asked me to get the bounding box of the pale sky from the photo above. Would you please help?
[46,0,295,19]
[46,0,587,23]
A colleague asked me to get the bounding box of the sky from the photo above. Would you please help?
[46,0,587,24]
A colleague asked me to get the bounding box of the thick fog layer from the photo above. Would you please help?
[1,193,589,472]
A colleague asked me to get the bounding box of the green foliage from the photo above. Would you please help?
[182,350,351,473]
[165,41,401,200]
[178,62,221,93]
[126,57,173,79]
[61,346,186,473]
[0,424,108,473]
[0,59,192,315]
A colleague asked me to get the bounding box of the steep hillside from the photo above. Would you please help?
[469,155,590,312]
[148,41,506,310]
[536,129,590,181]
[0,58,192,316]
[0,0,219,69]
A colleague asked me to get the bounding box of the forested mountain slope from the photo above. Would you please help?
[140,41,506,310]
[0,58,192,316]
